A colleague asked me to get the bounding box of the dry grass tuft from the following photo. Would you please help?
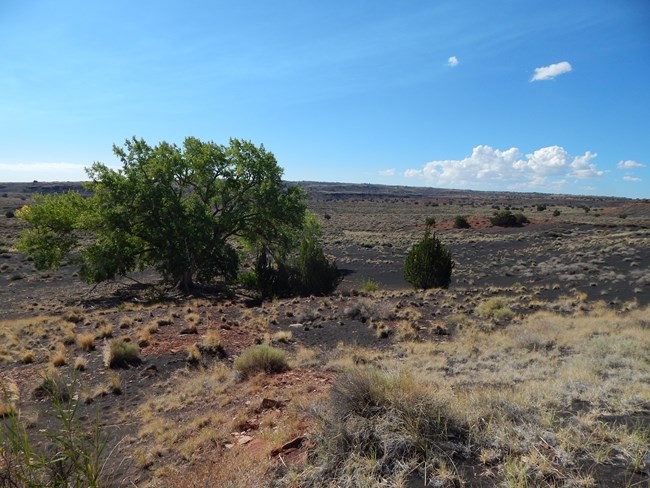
[73,356,86,371]
[76,332,95,351]
[234,345,289,379]
[197,330,225,356]
[103,338,140,368]
[0,380,19,417]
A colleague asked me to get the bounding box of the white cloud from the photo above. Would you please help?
[623,176,642,182]
[447,56,459,67]
[531,61,572,81]
[0,162,88,182]
[379,168,395,177]
[403,144,605,190]
[617,160,645,169]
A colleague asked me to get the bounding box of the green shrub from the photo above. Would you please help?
[536,204,547,212]
[490,210,529,227]
[294,236,340,296]
[234,345,289,378]
[453,215,470,229]
[552,209,561,217]
[403,230,454,289]
[103,339,140,368]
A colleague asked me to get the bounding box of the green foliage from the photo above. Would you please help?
[536,204,547,211]
[234,345,289,378]
[453,215,470,229]
[403,230,454,289]
[425,216,436,228]
[361,278,379,293]
[253,212,340,297]
[293,217,340,296]
[15,192,88,270]
[16,137,307,290]
[1,377,108,487]
[552,209,561,217]
[490,210,529,227]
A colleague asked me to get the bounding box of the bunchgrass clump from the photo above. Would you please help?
[234,345,289,378]
[103,338,140,368]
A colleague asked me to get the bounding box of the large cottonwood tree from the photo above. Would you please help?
[17,137,307,291]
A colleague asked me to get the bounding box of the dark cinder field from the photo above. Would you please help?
[1,181,649,487]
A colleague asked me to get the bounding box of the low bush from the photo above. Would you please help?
[404,230,454,289]
[234,345,289,378]
[490,210,529,227]
[453,215,470,229]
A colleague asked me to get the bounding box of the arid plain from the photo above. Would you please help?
[1,181,649,487]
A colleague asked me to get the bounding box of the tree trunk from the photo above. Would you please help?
[177,270,194,293]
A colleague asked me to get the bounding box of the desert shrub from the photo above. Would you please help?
[453,215,470,229]
[553,209,561,217]
[404,230,454,289]
[293,235,340,296]
[5,210,14,218]
[234,345,288,378]
[490,210,529,227]
[103,338,140,368]
[536,204,547,211]
[425,216,436,228]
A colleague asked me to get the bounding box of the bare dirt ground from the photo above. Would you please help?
[1,181,649,487]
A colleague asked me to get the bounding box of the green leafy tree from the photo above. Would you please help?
[17,137,307,291]
[403,230,454,289]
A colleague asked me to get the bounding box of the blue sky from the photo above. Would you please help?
[1,1,648,198]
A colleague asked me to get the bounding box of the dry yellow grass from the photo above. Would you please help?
[74,356,86,371]
[76,332,95,351]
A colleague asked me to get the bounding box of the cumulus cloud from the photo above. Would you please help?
[617,160,645,169]
[447,56,459,67]
[623,176,642,182]
[403,145,605,190]
[379,168,396,177]
[531,61,572,81]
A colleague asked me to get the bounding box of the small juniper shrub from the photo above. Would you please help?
[404,229,454,289]
[453,215,471,229]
